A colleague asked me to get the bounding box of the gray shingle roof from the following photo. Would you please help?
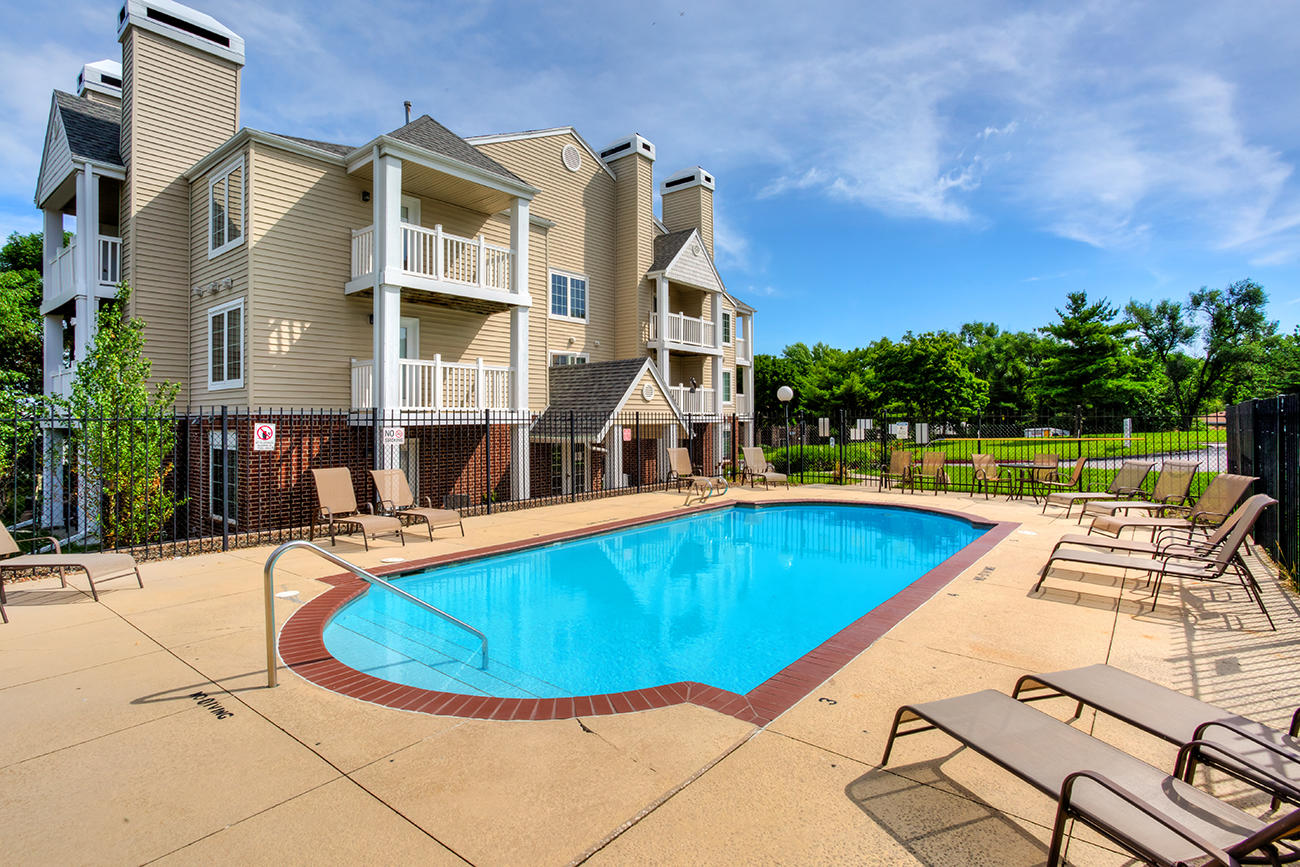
[53,91,121,166]
[388,115,524,185]
[650,229,695,272]
[269,133,354,157]
[535,358,652,438]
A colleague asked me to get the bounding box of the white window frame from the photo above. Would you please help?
[207,156,245,259]
[209,430,237,526]
[722,311,732,345]
[207,298,245,390]
[549,351,590,366]
[548,269,589,322]
[722,370,733,404]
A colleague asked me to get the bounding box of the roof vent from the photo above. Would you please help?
[660,166,715,195]
[118,0,245,67]
[599,133,656,165]
[77,59,124,99]
[561,143,582,172]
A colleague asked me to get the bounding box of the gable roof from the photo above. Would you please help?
[55,90,122,166]
[648,227,726,293]
[650,229,695,272]
[464,127,617,181]
[386,115,524,185]
[536,358,685,440]
[269,133,354,157]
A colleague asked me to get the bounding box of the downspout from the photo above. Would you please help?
[543,226,551,406]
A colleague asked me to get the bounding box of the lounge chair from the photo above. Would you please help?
[909,451,948,495]
[881,450,913,492]
[1088,472,1257,540]
[1013,663,1300,809]
[1034,493,1277,628]
[310,467,405,551]
[0,523,143,622]
[1048,493,1254,562]
[369,469,464,541]
[741,446,788,489]
[1080,459,1200,523]
[666,447,728,503]
[1034,455,1088,505]
[971,454,1012,499]
[882,688,1300,866]
[1041,459,1154,519]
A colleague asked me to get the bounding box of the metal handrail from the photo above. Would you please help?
[263,539,488,687]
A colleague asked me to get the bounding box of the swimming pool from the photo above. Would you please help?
[312,502,994,708]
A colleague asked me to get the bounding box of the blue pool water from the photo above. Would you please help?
[322,503,987,698]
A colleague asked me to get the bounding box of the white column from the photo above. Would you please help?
[605,424,624,489]
[745,315,756,445]
[41,432,66,527]
[42,208,62,272]
[655,275,670,386]
[710,291,722,421]
[510,424,530,501]
[73,167,98,363]
[73,294,93,365]
[509,198,529,411]
[372,151,403,469]
[43,315,62,393]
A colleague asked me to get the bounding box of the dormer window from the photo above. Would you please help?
[208,156,244,258]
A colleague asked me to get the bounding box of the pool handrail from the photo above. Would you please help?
[263,539,488,688]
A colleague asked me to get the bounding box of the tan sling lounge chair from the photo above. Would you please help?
[369,469,464,541]
[741,446,788,489]
[1080,459,1200,523]
[0,523,142,622]
[1088,472,1257,540]
[667,447,728,503]
[909,451,948,494]
[1041,459,1153,519]
[1014,663,1300,810]
[1035,493,1277,628]
[971,454,1012,499]
[882,688,1300,866]
[1034,454,1087,503]
[881,450,913,491]
[310,467,404,551]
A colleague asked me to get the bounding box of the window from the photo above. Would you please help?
[722,370,733,403]
[549,352,589,366]
[549,270,587,320]
[722,312,732,344]
[208,157,244,257]
[721,426,733,462]
[208,299,243,389]
[210,431,237,525]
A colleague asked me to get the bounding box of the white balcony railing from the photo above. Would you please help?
[650,311,716,349]
[734,336,750,364]
[351,224,514,293]
[733,393,751,415]
[48,366,75,399]
[43,235,122,303]
[351,356,512,411]
[669,385,716,415]
[46,242,76,301]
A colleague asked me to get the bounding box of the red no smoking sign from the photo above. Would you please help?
[253,422,277,451]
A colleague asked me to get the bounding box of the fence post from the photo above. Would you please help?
[220,405,229,552]
[484,408,492,514]
[635,412,641,492]
[799,412,805,485]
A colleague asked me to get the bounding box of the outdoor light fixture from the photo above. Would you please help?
[777,386,794,475]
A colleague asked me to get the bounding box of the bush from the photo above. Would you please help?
[761,443,885,475]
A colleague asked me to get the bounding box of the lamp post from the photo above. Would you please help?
[777,385,794,475]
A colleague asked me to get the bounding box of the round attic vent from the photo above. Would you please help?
[561,144,582,172]
[641,383,655,402]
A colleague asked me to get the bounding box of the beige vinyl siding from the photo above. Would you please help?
[121,27,240,401]
[669,355,706,392]
[83,91,122,109]
[188,144,250,406]
[663,243,722,292]
[472,133,618,411]
[722,297,736,368]
[628,368,680,416]
[118,34,133,286]
[606,153,655,360]
[661,186,713,258]
[36,107,73,208]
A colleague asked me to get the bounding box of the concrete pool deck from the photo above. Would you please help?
[1,485,1296,865]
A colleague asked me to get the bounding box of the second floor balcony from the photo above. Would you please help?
[669,384,717,415]
[351,356,513,413]
[42,235,121,313]
[350,224,515,303]
[650,311,722,355]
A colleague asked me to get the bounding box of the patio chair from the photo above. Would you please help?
[880,450,914,492]
[1034,493,1277,628]
[1088,473,1257,540]
[310,467,405,551]
[971,454,1011,499]
[1041,459,1153,519]
[666,447,728,503]
[1080,459,1200,523]
[909,451,948,495]
[369,469,464,541]
[0,522,143,622]
[881,688,1300,866]
[1034,455,1087,508]
[1013,663,1300,810]
[741,446,788,489]
[1047,491,1254,563]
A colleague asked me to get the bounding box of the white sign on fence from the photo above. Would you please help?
[890,421,909,440]
[916,422,930,445]
[252,422,276,451]
[1123,417,1133,448]
[382,427,406,445]
[818,417,830,437]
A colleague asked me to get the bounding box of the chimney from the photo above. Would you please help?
[118,0,245,391]
[660,166,715,258]
[77,59,123,106]
[601,134,656,358]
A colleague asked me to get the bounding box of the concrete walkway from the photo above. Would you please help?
[1,485,1295,865]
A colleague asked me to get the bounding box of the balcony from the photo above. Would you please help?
[351,356,512,412]
[41,235,121,313]
[734,335,751,365]
[650,312,722,355]
[47,365,75,400]
[669,385,716,415]
[348,224,518,307]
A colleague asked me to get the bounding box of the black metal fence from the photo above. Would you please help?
[1,407,748,560]
[1226,394,1299,575]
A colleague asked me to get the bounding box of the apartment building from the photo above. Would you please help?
[33,0,755,524]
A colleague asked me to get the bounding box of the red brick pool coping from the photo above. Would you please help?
[279,498,1018,725]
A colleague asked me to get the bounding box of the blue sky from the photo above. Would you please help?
[3,0,1299,354]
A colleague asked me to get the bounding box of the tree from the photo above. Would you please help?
[0,232,46,394]
[960,322,1050,416]
[753,352,804,419]
[1037,292,1144,413]
[1128,280,1277,426]
[66,284,181,546]
[790,342,877,417]
[0,231,44,272]
[875,330,988,420]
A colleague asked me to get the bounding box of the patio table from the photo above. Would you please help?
[1000,461,1052,503]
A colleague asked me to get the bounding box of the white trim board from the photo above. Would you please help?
[465,127,617,181]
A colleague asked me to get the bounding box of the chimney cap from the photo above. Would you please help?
[661,166,715,195]
[118,0,245,66]
[77,59,123,99]
[599,133,655,164]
